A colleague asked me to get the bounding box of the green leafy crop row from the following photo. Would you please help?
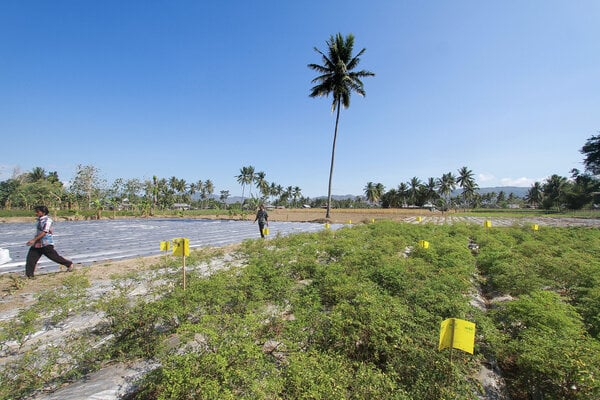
[124,222,481,399]
[474,226,600,399]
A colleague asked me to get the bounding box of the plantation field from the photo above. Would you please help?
[3,207,600,225]
[0,221,599,399]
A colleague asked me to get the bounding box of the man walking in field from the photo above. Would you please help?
[253,204,269,238]
[25,205,74,278]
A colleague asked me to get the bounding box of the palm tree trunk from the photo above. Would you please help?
[326,99,341,219]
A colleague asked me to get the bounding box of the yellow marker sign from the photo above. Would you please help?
[419,240,429,249]
[532,224,539,231]
[160,241,171,251]
[438,318,476,354]
[325,223,330,229]
[484,220,492,228]
[262,227,270,236]
[416,216,422,222]
[347,220,352,224]
[172,238,190,257]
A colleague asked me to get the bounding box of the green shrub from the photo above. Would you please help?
[491,291,600,399]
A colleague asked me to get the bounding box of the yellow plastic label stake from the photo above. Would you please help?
[160,241,171,251]
[532,224,539,231]
[438,318,476,354]
[416,216,422,222]
[419,240,429,249]
[172,238,190,257]
[484,220,492,228]
[324,223,330,229]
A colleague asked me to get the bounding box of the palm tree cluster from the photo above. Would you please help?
[0,167,64,210]
[2,157,309,213]
[104,174,218,213]
[367,167,478,211]
[0,163,311,213]
[363,182,385,204]
[524,133,600,211]
[525,170,600,211]
[236,166,305,209]
[0,166,220,213]
[363,163,600,212]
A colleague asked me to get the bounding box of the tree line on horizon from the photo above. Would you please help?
[383,134,600,211]
[0,164,315,214]
[1,149,599,214]
[364,161,600,212]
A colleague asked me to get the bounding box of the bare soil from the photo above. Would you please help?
[264,207,428,223]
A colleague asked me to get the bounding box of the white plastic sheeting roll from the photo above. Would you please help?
[0,248,11,265]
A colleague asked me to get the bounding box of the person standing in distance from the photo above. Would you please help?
[253,204,269,238]
[25,205,74,278]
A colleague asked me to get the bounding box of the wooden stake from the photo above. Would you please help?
[449,318,455,365]
[182,255,186,290]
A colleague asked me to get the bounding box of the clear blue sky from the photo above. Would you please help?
[1,1,599,198]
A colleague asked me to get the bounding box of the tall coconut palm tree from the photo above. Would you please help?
[375,183,385,202]
[292,186,302,207]
[456,166,478,210]
[364,181,384,205]
[408,177,421,206]
[156,177,169,208]
[542,174,567,210]
[268,182,278,204]
[254,171,269,200]
[201,179,214,209]
[422,177,438,206]
[364,182,377,204]
[456,166,475,190]
[437,172,456,211]
[175,179,188,203]
[308,33,374,219]
[397,182,409,207]
[285,186,294,206]
[168,176,179,197]
[29,167,47,182]
[274,184,283,205]
[236,166,255,207]
[204,179,214,199]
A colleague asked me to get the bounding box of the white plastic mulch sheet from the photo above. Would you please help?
[0,218,338,275]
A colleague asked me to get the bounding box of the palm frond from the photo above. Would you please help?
[308,33,373,105]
